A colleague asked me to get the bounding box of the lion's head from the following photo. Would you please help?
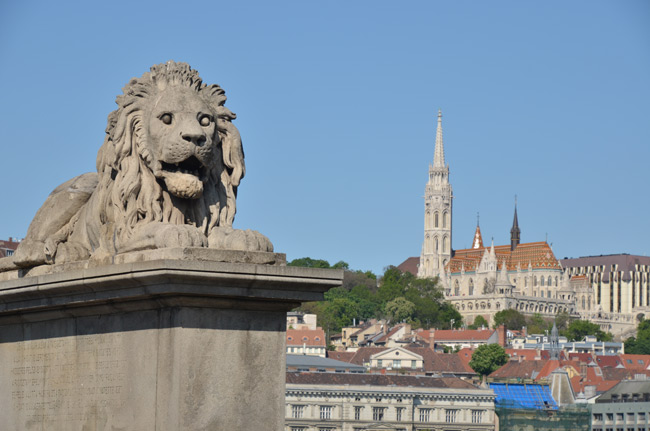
[97,61,244,247]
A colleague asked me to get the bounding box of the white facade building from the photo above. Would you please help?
[285,372,495,431]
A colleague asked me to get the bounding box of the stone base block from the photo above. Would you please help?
[0,248,342,430]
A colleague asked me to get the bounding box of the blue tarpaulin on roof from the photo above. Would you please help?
[489,383,558,410]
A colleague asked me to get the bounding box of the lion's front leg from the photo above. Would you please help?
[207,227,273,252]
[118,222,208,253]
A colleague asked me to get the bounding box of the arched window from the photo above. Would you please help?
[443,237,448,253]
[434,212,439,228]
[581,296,585,309]
[534,276,537,286]
[548,276,552,286]
[425,235,430,253]
[435,238,439,252]
[555,277,559,286]
[454,285,459,296]
[547,290,551,298]
[443,211,448,228]
[426,211,431,229]
[469,279,474,296]
[541,277,545,287]
[541,290,544,298]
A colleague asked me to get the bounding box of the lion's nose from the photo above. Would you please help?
[181,127,207,146]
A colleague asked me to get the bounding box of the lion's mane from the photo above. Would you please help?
[95,61,244,250]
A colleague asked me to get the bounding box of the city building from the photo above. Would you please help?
[341,320,386,349]
[286,355,366,373]
[561,254,650,339]
[327,346,476,378]
[0,237,20,258]
[414,326,506,350]
[288,312,319,330]
[402,117,647,338]
[402,114,575,326]
[285,372,495,431]
[287,328,327,357]
[591,379,650,431]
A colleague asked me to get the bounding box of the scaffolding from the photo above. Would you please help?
[496,405,591,431]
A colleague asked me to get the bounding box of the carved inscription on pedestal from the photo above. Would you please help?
[10,334,127,424]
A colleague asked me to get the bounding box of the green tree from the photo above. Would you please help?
[384,297,416,323]
[468,343,509,376]
[527,313,550,334]
[555,310,571,331]
[624,319,650,354]
[492,309,526,330]
[563,319,613,342]
[349,284,381,319]
[468,315,489,330]
[331,260,350,269]
[288,257,331,268]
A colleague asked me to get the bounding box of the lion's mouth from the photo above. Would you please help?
[161,156,205,178]
[159,156,207,200]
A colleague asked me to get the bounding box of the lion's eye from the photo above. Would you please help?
[199,115,212,127]
[160,114,172,125]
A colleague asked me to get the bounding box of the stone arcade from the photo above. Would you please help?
[0,62,342,430]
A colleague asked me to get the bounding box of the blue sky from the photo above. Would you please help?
[1,1,648,274]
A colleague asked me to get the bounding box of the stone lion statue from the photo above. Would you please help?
[12,61,272,268]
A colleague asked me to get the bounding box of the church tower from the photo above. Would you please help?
[418,110,453,279]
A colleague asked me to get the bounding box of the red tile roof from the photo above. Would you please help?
[286,371,478,389]
[446,241,561,274]
[489,360,548,379]
[418,328,495,342]
[457,347,474,368]
[506,349,550,361]
[287,328,326,346]
[332,346,475,375]
[327,351,356,362]
[620,354,650,370]
[595,355,623,368]
[397,257,419,277]
[568,353,594,364]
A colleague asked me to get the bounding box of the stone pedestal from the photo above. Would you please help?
[0,248,342,430]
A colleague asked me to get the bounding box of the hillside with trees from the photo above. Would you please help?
[289,258,462,339]
[491,308,613,341]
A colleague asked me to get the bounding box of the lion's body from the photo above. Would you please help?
[11,61,272,269]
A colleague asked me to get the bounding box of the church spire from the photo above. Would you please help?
[510,197,521,251]
[433,109,445,168]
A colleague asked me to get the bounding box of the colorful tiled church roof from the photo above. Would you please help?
[446,241,561,274]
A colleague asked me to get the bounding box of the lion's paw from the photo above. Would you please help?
[153,224,208,249]
[208,227,273,252]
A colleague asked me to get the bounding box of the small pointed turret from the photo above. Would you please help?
[472,215,483,249]
[510,199,521,251]
[433,110,445,168]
